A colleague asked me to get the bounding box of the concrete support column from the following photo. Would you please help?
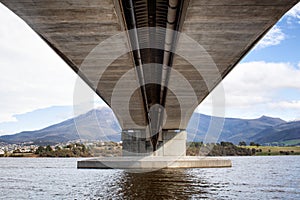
[161,130,186,156]
[122,129,152,156]
[122,129,186,157]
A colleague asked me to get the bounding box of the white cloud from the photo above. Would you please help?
[255,26,285,49]
[286,2,300,24]
[223,61,300,92]
[197,61,300,120]
[270,100,300,109]
[0,4,97,123]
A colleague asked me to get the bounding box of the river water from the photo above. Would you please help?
[0,156,299,199]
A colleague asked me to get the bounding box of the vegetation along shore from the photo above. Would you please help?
[1,141,300,157]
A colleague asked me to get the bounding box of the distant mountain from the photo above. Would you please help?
[1,107,299,146]
[187,114,286,144]
[0,105,74,134]
[250,121,300,146]
[0,108,121,145]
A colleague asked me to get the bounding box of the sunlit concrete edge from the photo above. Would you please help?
[77,156,232,169]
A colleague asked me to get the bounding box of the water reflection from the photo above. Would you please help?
[113,169,223,199]
[1,157,299,199]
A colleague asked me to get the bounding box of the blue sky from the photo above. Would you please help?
[196,3,300,121]
[0,3,300,135]
[243,14,300,64]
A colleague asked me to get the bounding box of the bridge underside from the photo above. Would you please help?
[1,0,298,159]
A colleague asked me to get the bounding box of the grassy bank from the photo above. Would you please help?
[244,146,300,156]
[186,142,300,156]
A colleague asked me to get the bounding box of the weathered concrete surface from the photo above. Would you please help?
[1,0,298,130]
[122,130,187,156]
[2,0,297,168]
[77,156,232,169]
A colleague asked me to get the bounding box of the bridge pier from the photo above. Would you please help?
[4,0,296,171]
[122,130,186,157]
[78,130,232,170]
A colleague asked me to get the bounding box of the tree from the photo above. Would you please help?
[35,146,45,154]
[45,145,53,152]
[82,145,86,152]
[250,142,260,147]
[250,142,256,146]
[220,142,234,147]
[239,141,247,146]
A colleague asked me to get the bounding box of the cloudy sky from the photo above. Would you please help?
[0,3,300,135]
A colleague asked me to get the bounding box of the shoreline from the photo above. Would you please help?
[2,144,300,158]
[1,154,300,158]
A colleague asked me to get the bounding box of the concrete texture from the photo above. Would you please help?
[161,130,186,156]
[77,156,232,169]
[122,130,186,157]
[1,1,298,168]
[1,0,298,130]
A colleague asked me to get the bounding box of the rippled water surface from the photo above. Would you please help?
[0,156,299,199]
